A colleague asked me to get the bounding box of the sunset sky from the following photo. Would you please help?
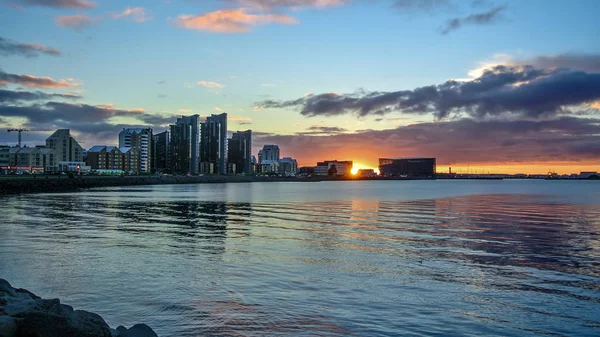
[1,0,599,174]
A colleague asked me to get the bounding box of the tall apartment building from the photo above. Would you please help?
[45,129,83,172]
[170,115,199,174]
[201,113,227,175]
[227,130,252,174]
[119,128,152,173]
[258,144,280,173]
[152,130,170,173]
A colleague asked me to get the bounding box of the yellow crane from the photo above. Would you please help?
[7,128,29,148]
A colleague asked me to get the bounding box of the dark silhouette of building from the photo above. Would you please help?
[200,113,227,175]
[170,115,200,174]
[227,130,252,174]
[152,130,170,173]
[379,158,436,177]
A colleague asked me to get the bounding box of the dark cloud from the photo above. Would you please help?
[297,126,349,135]
[522,53,600,73]
[256,65,600,120]
[0,37,61,58]
[441,5,505,34]
[0,89,80,103]
[0,101,173,139]
[15,0,96,9]
[0,69,80,88]
[254,117,600,166]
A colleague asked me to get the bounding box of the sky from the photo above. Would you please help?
[0,0,599,174]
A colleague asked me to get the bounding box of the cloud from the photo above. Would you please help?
[175,8,298,33]
[112,7,152,23]
[198,81,224,88]
[0,100,173,143]
[228,115,252,121]
[55,14,100,30]
[261,83,276,87]
[0,70,81,89]
[256,65,600,120]
[0,89,81,103]
[0,37,61,58]
[441,5,506,34]
[254,117,600,167]
[16,0,96,9]
[297,125,349,135]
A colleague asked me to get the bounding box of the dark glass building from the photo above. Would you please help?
[169,115,199,174]
[227,130,252,174]
[152,130,170,173]
[379,158,436,177]
[200,113,227,175]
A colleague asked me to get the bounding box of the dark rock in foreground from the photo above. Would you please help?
[0,279,158,337]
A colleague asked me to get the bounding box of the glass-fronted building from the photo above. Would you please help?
[379,158,436,177]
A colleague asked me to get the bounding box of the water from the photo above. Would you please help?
[1,180,600,336]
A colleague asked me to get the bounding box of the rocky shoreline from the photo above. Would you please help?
[0,279,157,337]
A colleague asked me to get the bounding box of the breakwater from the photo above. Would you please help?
[0,175,312,195]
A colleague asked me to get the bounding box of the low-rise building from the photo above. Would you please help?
[279,157,298,176]
[314,160,353,176]
[379,158,436,177]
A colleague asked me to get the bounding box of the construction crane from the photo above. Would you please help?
[7,129,29,148]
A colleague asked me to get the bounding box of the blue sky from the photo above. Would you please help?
[1,0,599,172]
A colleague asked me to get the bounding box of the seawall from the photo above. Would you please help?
[0,175,313,195]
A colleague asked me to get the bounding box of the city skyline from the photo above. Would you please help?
[1,0,599,174]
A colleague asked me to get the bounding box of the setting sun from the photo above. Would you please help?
[351,163,380,175]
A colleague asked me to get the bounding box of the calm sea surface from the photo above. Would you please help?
[1,180,600,336]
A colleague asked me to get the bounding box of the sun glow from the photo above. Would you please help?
[351,163,380,175]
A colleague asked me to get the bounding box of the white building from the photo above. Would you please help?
[45,129,83,172]
[258,145,280,173]
[279,157,298,176]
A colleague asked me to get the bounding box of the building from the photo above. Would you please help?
[258,145,280,173]
[106,146,122,170]
[357,169,377,178]
[314,160,353,176]
[227,130,252,174]
[379,158,436,177]
[86,146,108,170]
[119,128,152,173]
[279,157,298,176]
[45,129,83,172]
[152,130,170,173]
[580,172,598,179]
[120,147,139,174]
[14,146,55,173]
[201,113,227,175]
[170,115,200,174]
[298,166,315,176]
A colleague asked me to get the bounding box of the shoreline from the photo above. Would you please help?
[1,175,597,195]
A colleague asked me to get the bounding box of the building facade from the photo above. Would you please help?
[152,130,170,173]
[201,113,227,175]
[379,158,436,177]
[86,146,107,170]
[279,157,298,176]
[119,128,152,173]
[258,144,280,173]
[227,130,252,174]
[314,160,353,176]
[45,129,83,172]
[171,115,200,174]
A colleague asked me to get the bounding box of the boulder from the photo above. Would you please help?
[0,279,158,337]
[115,324,158,337]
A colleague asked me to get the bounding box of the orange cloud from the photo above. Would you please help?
[55,14,100,29]
[239,0,347,10]
[112,7,152,23]
[0,70,81,88]
[590,101,600,109]
[175,8,298,33]
[198,81,224,88]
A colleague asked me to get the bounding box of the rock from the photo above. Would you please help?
[115,324,158,337]
[0,316,18,337]
[0,279,158,337]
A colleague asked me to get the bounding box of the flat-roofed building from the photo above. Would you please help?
[314,160,353,176]
[379,157,436,177]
